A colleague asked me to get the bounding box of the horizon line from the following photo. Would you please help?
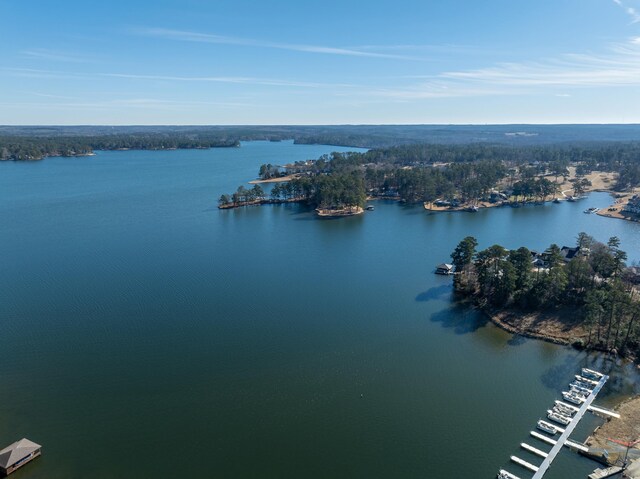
[2,122,640,127]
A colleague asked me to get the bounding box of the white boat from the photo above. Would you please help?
[575,374,599,386]
[581,368,603,380]
[570,385,589,397]
[537,420,558,435]
[570,380,593,391]
[554,404,575,417]
[584,207,600,214]
[497,470,521,479]
[547,409,571,425]
[562,391,586,405]
[555,400,579,413]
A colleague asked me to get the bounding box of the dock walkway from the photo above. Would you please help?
[530,374,608,479]
[499,371,610,479]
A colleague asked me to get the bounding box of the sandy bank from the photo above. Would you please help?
[589,395,640,450]
[248,174,299,184]
[316,206,364,217]
[483,307,588,346]
[596,192,640,223]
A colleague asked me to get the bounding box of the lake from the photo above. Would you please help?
[1,141,639,478]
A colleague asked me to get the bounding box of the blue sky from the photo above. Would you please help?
[1,0,640,124]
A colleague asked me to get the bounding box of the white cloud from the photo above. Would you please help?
[0,98,254,111]
[21,49,87,63]
[101,72,358,89]
[2,67,359,90]
[369,37,640,100]
[612,0,640,23]
[6,34,640,107]
[133,27,415,60]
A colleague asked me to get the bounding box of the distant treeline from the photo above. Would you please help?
[4,124,640,146]
[5,124,640,161]
[0,134,239,160]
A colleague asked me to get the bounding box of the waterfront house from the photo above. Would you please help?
[0,438,41,476]
[489,191,509,203]
[435,263,454,275]
[530,250,546,267]
[560,246,580,262]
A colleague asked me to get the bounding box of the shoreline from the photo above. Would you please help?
[218,198,303,209]
[218,199,365,217]
[479,305,586,347]
[480,303,640,453]
[424,199,551,212]
[586,395,640,470]
[316,206,364,217]
[596,191,640,223]
[472,302,638,362]
[3,144,239,162]
[248,174,299,184]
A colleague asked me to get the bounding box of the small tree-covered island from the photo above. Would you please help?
[220,163,367,216]
[450,234,640,360]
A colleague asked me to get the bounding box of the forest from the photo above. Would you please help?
[221,141,640,211]
[0,134,239,160]
[450,234,640,359]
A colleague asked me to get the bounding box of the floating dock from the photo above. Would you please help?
[498,369,610,479]
[498,469,522,479]
[510,455,539,472]
[588,466,623,478]
[564,439,589,453]
[530,373,608,479]
[587,405,620,419]
[521,442,548,458]
[530,431,556,445]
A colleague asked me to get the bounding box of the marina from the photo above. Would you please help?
[498,370,610,479]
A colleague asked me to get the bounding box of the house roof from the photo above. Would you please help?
[0,438,41,469]
[436,263,453,269]
[560,246,580,261]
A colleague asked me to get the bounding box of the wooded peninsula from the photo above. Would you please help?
[450,234,640,361]
[219,142,640,214]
